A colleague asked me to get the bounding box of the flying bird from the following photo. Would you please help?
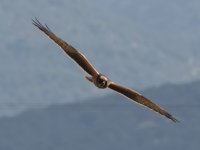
[32,18,178,122]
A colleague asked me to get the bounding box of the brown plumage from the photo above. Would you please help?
[33,18,179,122]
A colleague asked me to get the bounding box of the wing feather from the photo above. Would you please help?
[108,82,178,122]
[32,18,99,77]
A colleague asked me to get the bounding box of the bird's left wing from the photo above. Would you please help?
[32,18,99,77]
[108,81,178,122]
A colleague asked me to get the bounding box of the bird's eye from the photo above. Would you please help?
[99,78,105,83]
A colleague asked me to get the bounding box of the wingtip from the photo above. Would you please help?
[167,114,180,123]
[32,17,40,26]
[32,17,51,32]
[171,118,180,123]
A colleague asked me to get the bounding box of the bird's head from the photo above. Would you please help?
[95,74,109,89]
[85,74,109,89]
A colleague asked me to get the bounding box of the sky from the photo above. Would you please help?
[0,0,200,117]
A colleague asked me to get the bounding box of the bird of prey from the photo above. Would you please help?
[32,18,178,122]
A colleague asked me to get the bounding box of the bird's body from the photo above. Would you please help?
[33,18,178,122]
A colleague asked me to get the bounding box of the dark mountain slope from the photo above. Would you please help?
[0,81,199,150]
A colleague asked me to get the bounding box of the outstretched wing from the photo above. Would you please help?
[32,18,99,77]
[108,82,178,122]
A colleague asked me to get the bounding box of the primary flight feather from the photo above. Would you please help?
[33,18,178,122]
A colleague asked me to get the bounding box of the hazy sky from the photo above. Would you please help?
[1,0,200,117]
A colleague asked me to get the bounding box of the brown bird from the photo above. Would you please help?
[33,18,178,122]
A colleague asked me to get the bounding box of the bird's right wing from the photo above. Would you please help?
[32,18,99,77]
[108,81,178,122]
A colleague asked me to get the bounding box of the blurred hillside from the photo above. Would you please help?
[0,80,199,150]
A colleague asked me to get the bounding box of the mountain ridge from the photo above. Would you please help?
[0,79,199,149]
